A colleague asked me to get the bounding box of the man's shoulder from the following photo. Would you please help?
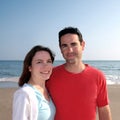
[53,64,64,70]
[85,64,104,75]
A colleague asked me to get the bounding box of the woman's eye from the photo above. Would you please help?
[37,61,42,64]
[48,60,52,63]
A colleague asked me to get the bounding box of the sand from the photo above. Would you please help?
[0,87,17,120]
[0,85,120,120]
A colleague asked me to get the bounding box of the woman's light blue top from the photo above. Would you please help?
[28,84,56,120]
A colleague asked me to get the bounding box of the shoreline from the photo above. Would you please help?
[0,77,19,82]
[0,76,120,85]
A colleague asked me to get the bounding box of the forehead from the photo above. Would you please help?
[33,51,51,60]
[60,33,79,43]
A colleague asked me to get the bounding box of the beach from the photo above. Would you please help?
[0,84,120,120]
[0,88,17,120]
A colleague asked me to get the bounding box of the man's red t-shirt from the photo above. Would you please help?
[47,64,109,120]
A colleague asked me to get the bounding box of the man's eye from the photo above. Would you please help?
[71,43,77,46]
[61,44,67,49]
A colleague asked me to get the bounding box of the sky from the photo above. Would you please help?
[0,0,120,60]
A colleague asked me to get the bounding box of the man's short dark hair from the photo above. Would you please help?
[58,27,83,46]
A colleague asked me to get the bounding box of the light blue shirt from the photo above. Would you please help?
[13,84,55,120]
[28,84,56,120]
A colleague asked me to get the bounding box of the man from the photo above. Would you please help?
[47,27,112,120]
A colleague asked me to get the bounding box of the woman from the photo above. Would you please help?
[12,45,56,120]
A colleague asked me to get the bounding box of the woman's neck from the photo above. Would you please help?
[28,78,50,101]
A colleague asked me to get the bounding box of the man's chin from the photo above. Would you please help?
[67,59,75,64]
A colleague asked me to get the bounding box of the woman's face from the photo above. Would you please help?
[29,51,53,81]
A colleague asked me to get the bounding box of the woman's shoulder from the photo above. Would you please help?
[14,84,35,98]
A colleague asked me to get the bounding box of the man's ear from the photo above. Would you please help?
[82,40,85,50]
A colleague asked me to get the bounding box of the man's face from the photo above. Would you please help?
[60,33,85,63]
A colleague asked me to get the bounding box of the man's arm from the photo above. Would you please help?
[98,105,112,120]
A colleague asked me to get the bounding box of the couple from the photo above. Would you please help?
[12,27,112,120]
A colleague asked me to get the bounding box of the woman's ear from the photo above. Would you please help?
[29,66,31,72]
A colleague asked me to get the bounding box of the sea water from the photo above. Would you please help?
[0,60,120,87]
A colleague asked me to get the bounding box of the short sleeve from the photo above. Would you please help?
[97,71,109,107]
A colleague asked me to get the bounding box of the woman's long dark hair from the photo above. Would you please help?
[18,45,55,87]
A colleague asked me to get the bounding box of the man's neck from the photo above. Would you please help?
[64,61,85,73]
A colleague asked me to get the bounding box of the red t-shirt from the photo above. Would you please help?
[47,64,109,120]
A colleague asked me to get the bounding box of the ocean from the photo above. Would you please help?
[0,60,120,88]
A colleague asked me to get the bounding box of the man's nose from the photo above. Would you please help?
[67,46,73,52]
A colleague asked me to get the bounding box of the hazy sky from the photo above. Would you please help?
[0,0,120,60]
